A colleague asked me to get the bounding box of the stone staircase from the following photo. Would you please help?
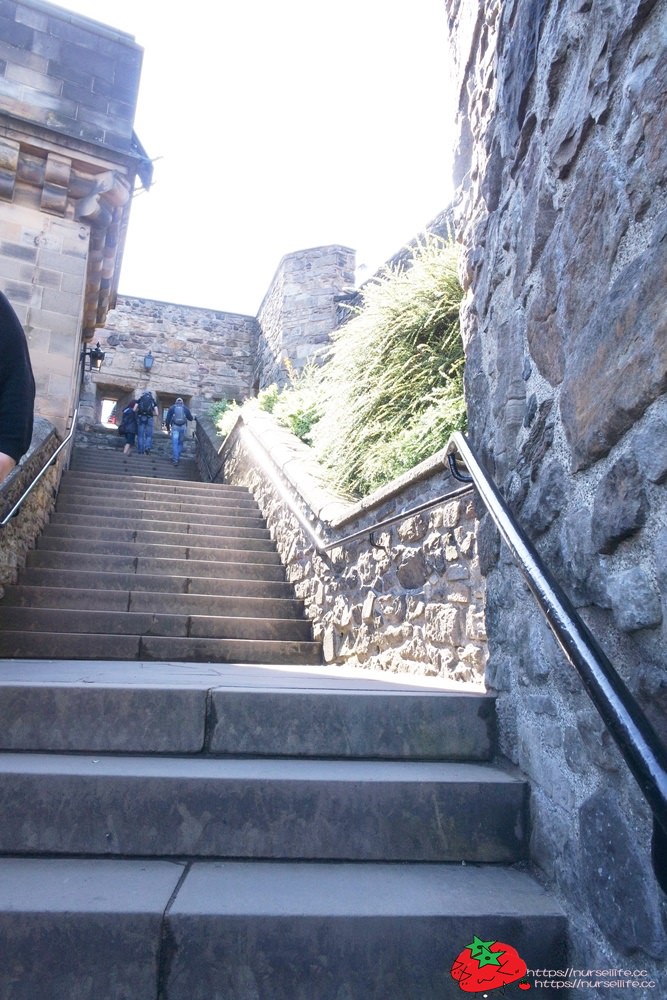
[0,445,566,998]
[0,445,320,664]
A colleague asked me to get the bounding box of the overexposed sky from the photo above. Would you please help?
[56,0,456,316]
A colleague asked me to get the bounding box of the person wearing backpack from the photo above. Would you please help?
[135,390,158,455]
[118,399,138,455]
[165,397,193,466]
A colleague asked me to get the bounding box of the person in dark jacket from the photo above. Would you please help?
[120,400,138,456]
[164,397,194,465]
[0,292,35,481]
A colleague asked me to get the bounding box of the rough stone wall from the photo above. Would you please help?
[446,0,666,986]
[81,295,260,423]
[0,416,60,588]
[220,409,487,683]
[255,245,356,390]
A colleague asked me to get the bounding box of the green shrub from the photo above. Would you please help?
[207,236,466,497]
[309,235,465,496]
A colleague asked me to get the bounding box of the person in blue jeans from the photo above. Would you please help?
[165,397,194,465]
[136,390,158,454]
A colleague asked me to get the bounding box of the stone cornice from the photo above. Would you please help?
[0,124,137,338]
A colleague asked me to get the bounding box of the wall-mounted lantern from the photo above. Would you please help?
[80,341,105,383]
[143,350,154,371]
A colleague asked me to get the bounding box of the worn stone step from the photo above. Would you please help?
[55,493,261,519]
[165,861,566,1000]
[63,470,250,497]
[0,857,565,1000]
[70,458,199,481]
[36,535,281,561]
[58,481,260,510]
[0,631,321,663]
[16,567,297,600]
[0,753,526,861]
[0,858,185,1000]
[40,522,273,546]
[0,585,305,620]
[25,549,286,580]
[50,507,266,529]
[0,660,495,758]
[0,606,313,641]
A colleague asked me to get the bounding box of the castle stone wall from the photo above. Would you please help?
[82,296,260,423]
[255,245,356,389]
[445,0,666,985]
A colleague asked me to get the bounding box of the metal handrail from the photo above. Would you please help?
[448,430,667,889]
[0,408,78,527]
[236,420,474,556]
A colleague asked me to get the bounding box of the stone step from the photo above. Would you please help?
[58,479,259,508]
[63,469,249,497]
[51,507,265,530]
[55,493,262,519]
[16,566,297,600]
[0,857,566,1000]
[0,585,305,620]
[0,606,313,641]
[71,455,200,481]
[0,752,526,861]
[35,535,281,561]
[40,522,273,546]
[0,631,321,663]
[0,661,495,758]
[25,549,287,580]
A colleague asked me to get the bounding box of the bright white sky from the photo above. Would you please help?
[57,0,457,316]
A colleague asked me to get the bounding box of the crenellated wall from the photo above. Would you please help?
[445,0,666,985]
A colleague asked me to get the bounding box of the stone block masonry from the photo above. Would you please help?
[0,0,150,436]
[219,409,486,685]
[255,245,356,390]
[89,296,261,422]
[445,0,667,987]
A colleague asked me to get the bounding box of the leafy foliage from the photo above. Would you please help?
[209,236,466,498]
[309,235,466,496]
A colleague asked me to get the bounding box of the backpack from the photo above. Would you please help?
[172,402,187,426]
[137,391,155,416]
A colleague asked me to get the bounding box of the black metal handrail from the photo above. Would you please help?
[0,409,77,527]
[447,430,667,890]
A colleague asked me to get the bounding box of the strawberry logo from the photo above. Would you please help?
[450,935,528,993]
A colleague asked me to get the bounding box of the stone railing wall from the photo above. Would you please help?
[0,416,61,589]
[215,409,486,683]
[445,0,667,984]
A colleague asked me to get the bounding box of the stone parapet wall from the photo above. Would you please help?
[255,246,356,390]
[218,410,487,683]
[446,0,667,983]
[0,415,61,588]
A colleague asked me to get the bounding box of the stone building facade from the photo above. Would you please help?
[0,0,150,435]
[445,0,666,987]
